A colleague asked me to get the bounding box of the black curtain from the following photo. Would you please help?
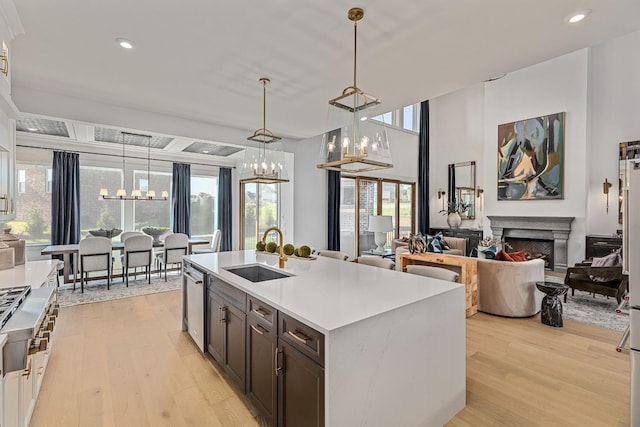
[218,167,233,251]
[51,151,81,249]
[172,162,191,236]
[327,129,341,250]
[448,164,456,207]
[417,100,430,235]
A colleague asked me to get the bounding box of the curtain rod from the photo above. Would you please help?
[16,143,237,169]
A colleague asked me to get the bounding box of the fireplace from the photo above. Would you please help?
[487,216,574,272]
[504,237,554,270]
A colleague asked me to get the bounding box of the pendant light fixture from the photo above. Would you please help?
[317,7,392,174]
[240,77,289,184]
[99,132,169,200]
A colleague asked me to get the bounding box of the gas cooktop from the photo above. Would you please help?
[0,286,31,330]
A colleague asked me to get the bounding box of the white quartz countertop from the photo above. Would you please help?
[186,251,462,333]
[0,260,58,289]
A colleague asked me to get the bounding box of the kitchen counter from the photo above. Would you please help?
[186,250,466,426]
[187,250,462,333]
[0,260,58,289]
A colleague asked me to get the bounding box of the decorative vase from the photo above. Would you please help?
[447,212,462,229]
[142,226,170,243]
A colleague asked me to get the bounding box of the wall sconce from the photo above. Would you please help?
[437,188,446,210]
[603,178,612,213]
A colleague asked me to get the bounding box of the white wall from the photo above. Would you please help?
[429,84,485,230]
[483,49,589,267]
[588,30,640,234]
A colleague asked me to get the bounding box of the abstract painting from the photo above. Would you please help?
[497,112,564,200]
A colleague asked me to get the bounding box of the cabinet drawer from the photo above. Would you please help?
[279,313,324,366]
[248,296,276,329]
[209,276,246,312]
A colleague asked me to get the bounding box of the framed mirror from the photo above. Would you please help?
[619,141,640,224]
[448,161,476,220]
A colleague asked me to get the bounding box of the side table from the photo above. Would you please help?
[536,281,569,327]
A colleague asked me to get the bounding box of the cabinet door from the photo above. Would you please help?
[207,290,224,364]
[278,341,324,427]
[246,318,277,426]
[223,303,246,392]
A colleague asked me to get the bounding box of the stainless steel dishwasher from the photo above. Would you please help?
[183,262,206,352]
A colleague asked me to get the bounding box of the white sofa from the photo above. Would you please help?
[477,258,545,317]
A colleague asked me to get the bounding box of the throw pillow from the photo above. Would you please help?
[509,251,527,262]
[495,250,514,262]
[589,249,622,282]
[433,232,450,250]
[426,235,443,253]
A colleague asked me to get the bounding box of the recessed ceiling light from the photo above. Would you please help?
[27,127,38,132]
[202,150,209,154]
[116,38,135,49]
[567,10,591,24]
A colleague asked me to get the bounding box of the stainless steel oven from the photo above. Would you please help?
[183,262,206,352]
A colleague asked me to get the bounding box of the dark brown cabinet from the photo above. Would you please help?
[246,297,278,427]
[246,299,325,427]
[207,276,246,392]
[206,278,325,426]
[585,235,622,260]
[278,341,324,427]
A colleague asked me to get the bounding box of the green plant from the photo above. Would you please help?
[256,241,266,251]
[265,241,277,253]
[439,201,469,215]
[298,245,311,258]
[283,243,295,256]
[26,206,47,239]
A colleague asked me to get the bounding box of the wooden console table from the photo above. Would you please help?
[399,252,477,317]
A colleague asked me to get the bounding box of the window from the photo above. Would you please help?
[403,105,414,131]
[240,182,279,249]
[371,103,420,133]
[10,164,51,244]
[191,175,218,237]
[133,170,171,229]
[18,170,25,193]
[80,166,124,234]
[340,176,415,257]
[45,169,52,193]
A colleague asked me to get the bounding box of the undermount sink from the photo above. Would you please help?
[225,264,294,283]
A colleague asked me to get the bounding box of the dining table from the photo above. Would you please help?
[41,238,209,284]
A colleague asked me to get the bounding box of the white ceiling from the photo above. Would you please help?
[10,0,640,143]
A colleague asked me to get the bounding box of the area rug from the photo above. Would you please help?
[544,274,627,332]
[56,274,182,307]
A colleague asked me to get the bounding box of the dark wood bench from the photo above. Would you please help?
[564,264,628,304]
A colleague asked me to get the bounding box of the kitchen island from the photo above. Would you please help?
[184,250,466,427]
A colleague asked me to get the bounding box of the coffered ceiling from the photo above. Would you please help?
[9,0,640,147]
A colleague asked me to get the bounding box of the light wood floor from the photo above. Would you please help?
[31,290,630,427]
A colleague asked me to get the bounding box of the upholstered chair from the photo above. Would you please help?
[355,256,395,270]
[192,229,221,254]
[405,265,460,282]
[317,250,349,261]
[120,231,144,243]
[120,235,153,286]
[156,233,189,281]
[78,236,112,293]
